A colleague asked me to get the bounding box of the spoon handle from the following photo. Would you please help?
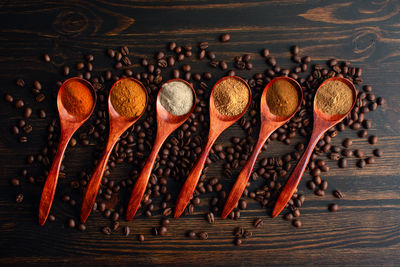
[38,131,72,226]
[80,138,116,223]
[272,129,324,218]
[126,134,165,221]
[221,131,271,219]
[174,135,217,218]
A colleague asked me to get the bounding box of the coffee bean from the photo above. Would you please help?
[68,218,76,228]
[16,78,25,87]
[368,135,378,144]
[315,189,325,196]
[332,190,343,199]
[293,209,300,217]
[366,157,375,164]
[206,212,215,224]
[102,226,111,235]
[199,231,208,240]
[328,203,339,212]
[15,193,23,203]
[220,33,230,42]
[357,159,366,168]
[19,136,28,143]
[5,94,13,103]
[291,45,300,55]
[15,99,24,108]
[338,158,347,168]
[234,238,242,246]
[23,107,32,118]
[292,219,302,228]
[39,109,46,119]
[36,93,45,103]
[48,214,56,221]
[138,234,145,242]
[187,231,196,239]
[358,130,368,138]
[253,218,263,228]
[10,178,20,186]
[343,138,352,148]
[284,213,293,221]
[373,149,383,157]
[159,226,168,236]
[78,224,86,232]
[354,149,364,158]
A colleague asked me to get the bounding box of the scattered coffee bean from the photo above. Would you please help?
[199,231,208,240]
[220,33,230,42]
[332,190,343,199]
[234,238,242,246]
[187,231,197,239]
[292,219,302,228]
[102,226,112,235]
[68,218,76,228]
[138,234,145,242]
[373,149,383,157]
[15,193,23,203]
[368,135,378,144]
[206,212,215,224]
[253,218,263,228]
[328,203,339,212]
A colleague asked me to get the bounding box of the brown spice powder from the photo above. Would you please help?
[266,79,299,117]
[316,80,353,115]
[110,79,147,118]
[213,77,249,116]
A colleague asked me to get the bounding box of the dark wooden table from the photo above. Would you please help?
[1,1,400,266]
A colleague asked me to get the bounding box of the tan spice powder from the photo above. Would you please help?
[316,80,353,115]
[213,77,249,116]
[266,79,299,117]
[110,79,147,118]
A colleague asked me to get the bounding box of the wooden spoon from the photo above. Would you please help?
[174,76,252,218]
[125,79,196,221]
[80,78,148,223]
[221,77,303,219]
[272,77,357,218]
[38,78,96,226]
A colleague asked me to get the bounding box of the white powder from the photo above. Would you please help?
[160,81,194,116]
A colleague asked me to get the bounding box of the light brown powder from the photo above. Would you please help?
[315,80,353,115]
[213,77,249,116]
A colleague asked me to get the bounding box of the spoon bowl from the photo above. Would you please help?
[80,77,148,223]
[174,76,252,218]
[272,77,357,218]
[39,77,96,226]
[126,78,196,221]
[221,77,303,218]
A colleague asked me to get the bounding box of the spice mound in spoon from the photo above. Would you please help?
[213,77,249,116]
[266,79,299,117]
[159,81,194,116]
[61,80,94,119]
[315,80,353,115]
[110,79,147,118]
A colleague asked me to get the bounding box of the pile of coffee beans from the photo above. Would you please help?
[4,34,385,246]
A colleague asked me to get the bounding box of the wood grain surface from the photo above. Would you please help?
[1,0,400,266]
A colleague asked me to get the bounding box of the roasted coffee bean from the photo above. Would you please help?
[261,48,270,58]
[159,226,167,236]
[16,78,25,87]
[332,190,344,199]
[199,231,208,240]
[357,159,366,168]
[102,226,111,235]
[234,238,242,246]
[354,149,364,158]
[338,158,347,168]
[206,212,215,223]
[368,135,378,144]
[343,138,352,148]
[315,189,325,196]
[5,94,13,103]
[292,219,302,228]
[161,218,170,226]
[373,149,383,157]
[112,221,120,231]
[14,99,24,108]
[220,33,230,42]
[187,231,196,239]
[24,107,32,118]
[253,218,263,228]
[366,157,376,164]
[293,209,300,217]
[43,54,51,62]
[10,178,20,186]
[48,214,56,221]
[68,218,76,228]
[78,224,86,232]
[15,193,23,203]
[358,129,368,138]
[36,93,45,103]
[39,109,46,119]
[328,203,339,212]
[138,234,145,242]
[291,45,300,55]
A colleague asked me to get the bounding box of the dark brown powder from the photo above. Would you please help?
[316,80,353,115]
[213,77,249,116]
[266,79,299,117]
